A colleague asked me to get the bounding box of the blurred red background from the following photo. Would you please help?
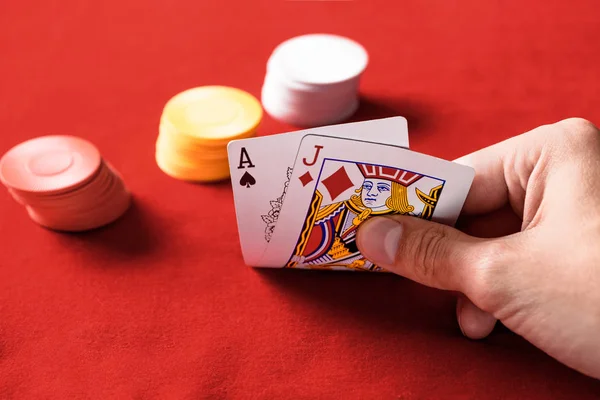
[1,0,599,398]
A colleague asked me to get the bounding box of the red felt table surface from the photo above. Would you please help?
[1,0,599,398]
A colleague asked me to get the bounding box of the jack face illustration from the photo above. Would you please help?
[361,179,390,209]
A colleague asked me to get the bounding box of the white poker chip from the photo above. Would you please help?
[261,34,368,127]
[269,34,368,85]
[262,83,359,127]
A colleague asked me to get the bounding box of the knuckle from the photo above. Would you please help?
[533,118,600,161]
[557,117,600,144]
[559,117,598,132]
[404,225,450,280]
[467,241,512,309]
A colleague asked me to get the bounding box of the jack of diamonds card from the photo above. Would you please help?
[258,135,475,271]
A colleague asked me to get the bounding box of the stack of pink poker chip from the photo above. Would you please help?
[0,135,131,232]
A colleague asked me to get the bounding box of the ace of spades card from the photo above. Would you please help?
[257,135,475,271]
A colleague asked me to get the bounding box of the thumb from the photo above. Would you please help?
[356,215,494,294]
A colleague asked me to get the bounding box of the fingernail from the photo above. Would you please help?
[358,217,403,265]
[456,296,467,336]
[457,298,497,340]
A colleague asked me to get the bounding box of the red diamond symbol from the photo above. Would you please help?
[322,166,354,201]
[299,171,314,187]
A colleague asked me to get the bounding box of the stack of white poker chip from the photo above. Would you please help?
[261,34,369,127]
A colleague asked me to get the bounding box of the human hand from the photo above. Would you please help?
[356,118,600,379]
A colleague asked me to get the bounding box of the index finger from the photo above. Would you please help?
[453,123,548,216]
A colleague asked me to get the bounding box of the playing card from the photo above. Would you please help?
[227,117,410,266]
[256,134,475,270]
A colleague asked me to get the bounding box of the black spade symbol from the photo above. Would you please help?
[239,171,256,188]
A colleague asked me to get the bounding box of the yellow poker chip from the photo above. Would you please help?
[162,86,262,143]
[155,149,229,182]
[156,139,227,163]
[158,120,205,150]
[156,85,262,183]
[155,142,227,170]
[156,129,227,158]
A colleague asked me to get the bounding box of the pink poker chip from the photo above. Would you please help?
[0,135,131,232]
[23,162,131,232]
[7,162,109,209]
[0,135,102,194]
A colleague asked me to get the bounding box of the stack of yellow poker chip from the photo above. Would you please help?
[156,86,263,182]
